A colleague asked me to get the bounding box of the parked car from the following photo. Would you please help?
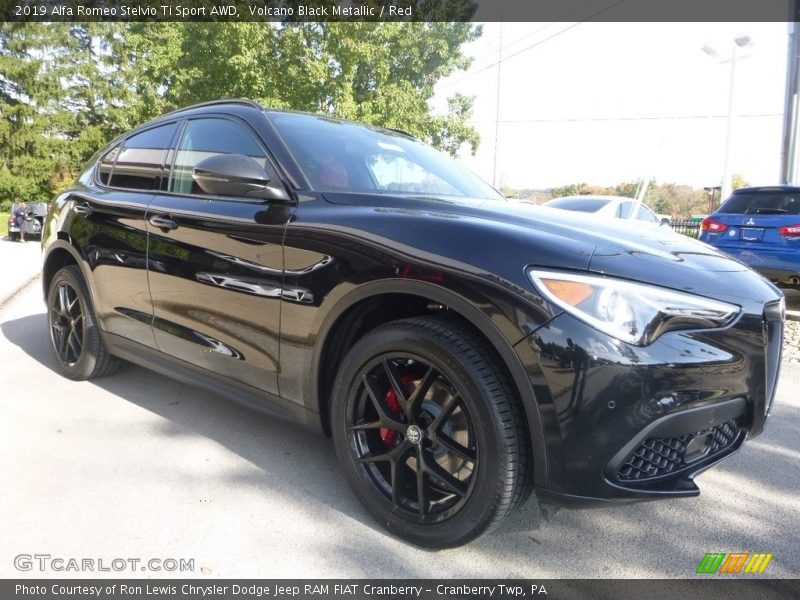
[8,202,47,241]
[700,186,800,290]
[42,100,784,548]
[545,195,671,227]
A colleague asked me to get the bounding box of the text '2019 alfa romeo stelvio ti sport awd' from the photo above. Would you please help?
[41,100,784,548]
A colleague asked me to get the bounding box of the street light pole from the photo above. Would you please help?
[702,36,752,202]
[492,23,503,189]
[781,9,800,184]
[720,42,740,200]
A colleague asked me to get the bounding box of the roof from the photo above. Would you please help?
[733,185,800,194]
[160,98,263,117]
[117,99,421,146]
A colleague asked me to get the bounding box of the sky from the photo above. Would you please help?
[431,22,789,191]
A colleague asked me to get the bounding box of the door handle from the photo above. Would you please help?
[149,215,178,232]
[73,203,93,216]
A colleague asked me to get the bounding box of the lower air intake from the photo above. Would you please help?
[617,420,741,482]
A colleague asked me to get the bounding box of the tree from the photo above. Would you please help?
[157,22,481,155]
[547,183,587,198]
[732,173,749,190]
[0,23,69,208]
[644,182,707,219]
[614,181,639,198]
[0,22,145,207]
[0,21,482,206]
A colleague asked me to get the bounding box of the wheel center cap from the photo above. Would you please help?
[406,425,422,445]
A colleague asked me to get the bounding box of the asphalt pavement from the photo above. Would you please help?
[0,237,42,306]
[1,274,798,579]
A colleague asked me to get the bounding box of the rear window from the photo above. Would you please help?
[546,198,610,213]
[718,192,800,215]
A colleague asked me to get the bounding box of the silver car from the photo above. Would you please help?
[544,195,671,228]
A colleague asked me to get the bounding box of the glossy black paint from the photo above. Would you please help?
[145,192,289,394]
[66,190,157,348]
[42,100,783,507]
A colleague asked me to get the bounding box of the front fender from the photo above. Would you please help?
[306,277,551,489]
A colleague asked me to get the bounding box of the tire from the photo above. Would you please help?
[9,231,18,241]
[46,265,119,380]
[331,315,531,548]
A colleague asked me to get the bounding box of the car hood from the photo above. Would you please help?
[323,192,781,306]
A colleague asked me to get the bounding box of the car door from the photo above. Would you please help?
[70,121,179,348]
[146,115,291,394]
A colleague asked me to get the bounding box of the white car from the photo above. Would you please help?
[544,195,670,228]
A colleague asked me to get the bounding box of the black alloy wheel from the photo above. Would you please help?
[332,316,531,548]
[49,279,84,366]
[350,353,478,522]
[47,265,119,380]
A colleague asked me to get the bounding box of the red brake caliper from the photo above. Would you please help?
[380,374,417,447]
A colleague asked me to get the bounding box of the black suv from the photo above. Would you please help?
[42,100,784,547]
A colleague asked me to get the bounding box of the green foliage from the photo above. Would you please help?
[731,173,749,190]
[155,22,481,154]
[614,181,639,198]
[0,23,137,204]
[548,183,587,198]
[0,22,481,205]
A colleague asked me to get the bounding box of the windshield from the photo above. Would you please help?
[268,112,503,200]
[546,198,610,213]
[718,191,800,215]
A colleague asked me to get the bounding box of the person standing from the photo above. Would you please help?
[14,202,28,242]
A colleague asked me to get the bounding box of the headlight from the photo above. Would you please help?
[527,269,740,346]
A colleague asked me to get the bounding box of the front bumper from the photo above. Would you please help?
[514,299,783,505]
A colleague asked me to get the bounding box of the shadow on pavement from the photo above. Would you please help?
[1,312,385,528]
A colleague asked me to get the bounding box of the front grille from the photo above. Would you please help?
[616,420,741,482]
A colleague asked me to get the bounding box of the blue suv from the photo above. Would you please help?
[700,186,800,289]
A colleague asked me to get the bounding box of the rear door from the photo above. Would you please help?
[707,189,800,250]
[69,121,179,348]
[146,115,292,394]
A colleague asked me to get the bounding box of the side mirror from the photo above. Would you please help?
[660,217,671,226]
[192,154,290,201]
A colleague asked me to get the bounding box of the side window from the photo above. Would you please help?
[637,205,658,223]
[170,118,267,196]
[617,202,633,219]
[107,123,177,190]
[97,144,121,186]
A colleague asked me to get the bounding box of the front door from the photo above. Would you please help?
[146,116,291,394]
